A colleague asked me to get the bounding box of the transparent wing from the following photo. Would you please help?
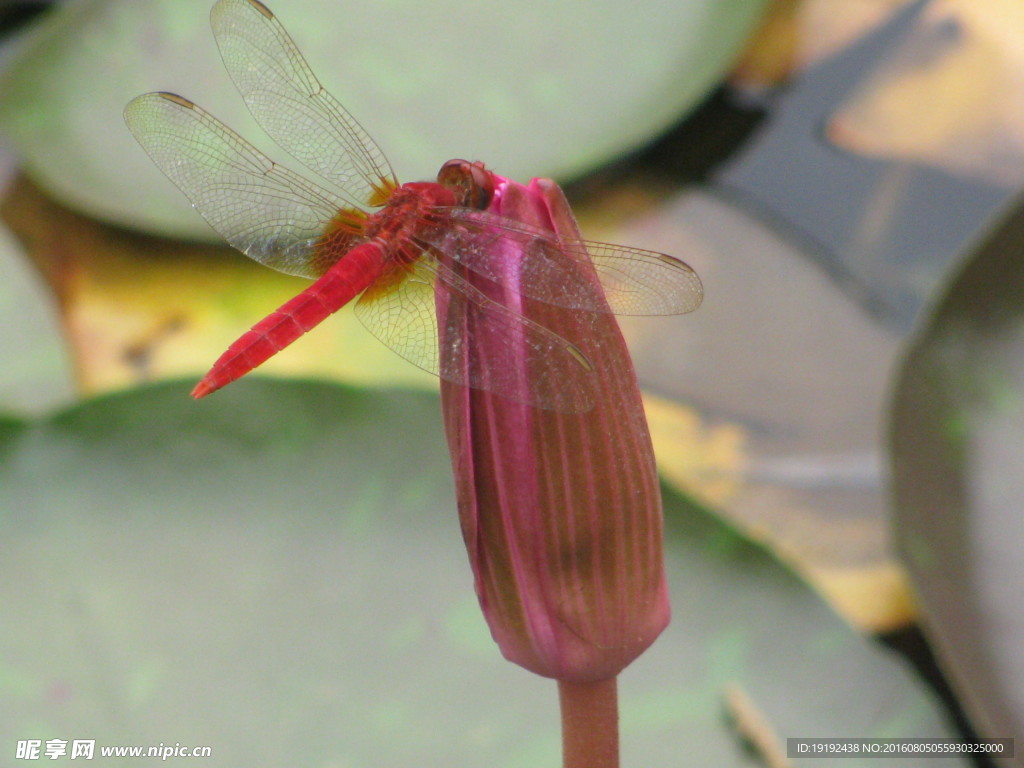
[125,91,352,279]
[354,259,595,413]
[417,208,704,315]
[210,0,397,208]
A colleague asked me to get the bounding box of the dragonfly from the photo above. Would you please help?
[124,0,703,411]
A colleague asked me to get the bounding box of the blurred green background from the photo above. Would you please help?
[1,0,1022,765]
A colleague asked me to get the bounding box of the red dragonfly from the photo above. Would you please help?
[124,0,702,411]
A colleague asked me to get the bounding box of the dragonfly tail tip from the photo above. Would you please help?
[191,379,217,399]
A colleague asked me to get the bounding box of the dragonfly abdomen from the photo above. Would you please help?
[191,243,385,398]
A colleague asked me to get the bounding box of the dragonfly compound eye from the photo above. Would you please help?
[437,159,495,210]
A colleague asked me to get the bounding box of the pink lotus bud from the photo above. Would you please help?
[437,174,669,682]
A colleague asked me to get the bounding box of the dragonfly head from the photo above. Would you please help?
[437,159,495,210]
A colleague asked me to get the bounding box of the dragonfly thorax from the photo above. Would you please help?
[363,182,457,257]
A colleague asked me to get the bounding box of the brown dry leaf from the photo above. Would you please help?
[646,390,914,632]
[828,0,1024,186]
[723,485,916,632]
[731,0,912,91]
[730,0,803,91]
[0,174,434,398]
[644,392,747,510]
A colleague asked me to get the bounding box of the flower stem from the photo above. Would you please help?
[558,677,619,768]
